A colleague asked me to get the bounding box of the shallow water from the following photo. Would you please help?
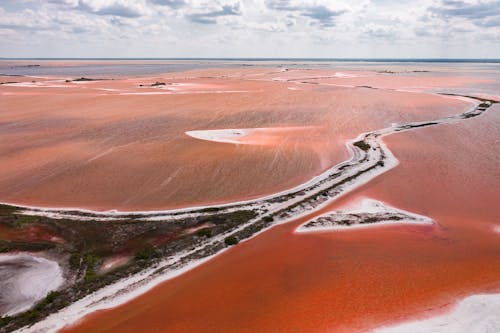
[0,65,472,211]
[60,103,500,333]
[2,62,499,332]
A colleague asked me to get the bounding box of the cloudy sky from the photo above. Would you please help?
[0,0,499,58]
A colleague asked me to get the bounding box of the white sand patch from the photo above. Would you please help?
[1,82,70,88]
[17,210,121,221]
[99,256,130,273]
[375,293,500,333]
[95,88,122,92]
[186,128,251,145]
[0,253,63,317]
[334,72,358,78]
[119,90,250,95]
[295,198,434,233]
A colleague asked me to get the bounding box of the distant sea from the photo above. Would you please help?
[1,58,500,76]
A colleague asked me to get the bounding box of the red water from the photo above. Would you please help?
[0,69,470,211]
[60,106,500,331]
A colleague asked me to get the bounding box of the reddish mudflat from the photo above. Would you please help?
[0,67,472,211]
[60,96,499,330]
[3,63,499,332]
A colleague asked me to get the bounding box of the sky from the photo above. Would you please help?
[0,0,499,58]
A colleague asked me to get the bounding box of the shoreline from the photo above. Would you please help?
[294,198,435,233]
[375,292,500,333]
[5,93,496,333]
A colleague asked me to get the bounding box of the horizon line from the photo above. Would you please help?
[2,57,500,62]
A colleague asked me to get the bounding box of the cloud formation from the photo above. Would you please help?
[266,1,346,27]
[150,0,186,9]
[0,0,498,57]
[430,0,500,26]
[187,4,241,24]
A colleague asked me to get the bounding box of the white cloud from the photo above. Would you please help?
[0,0,499,57]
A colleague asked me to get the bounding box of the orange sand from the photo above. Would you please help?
[61,102,500,333]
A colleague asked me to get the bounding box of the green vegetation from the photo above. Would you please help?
[199,207,221,213]
[15,291,61,324]
[0,204,16,215]
[69,252,82,269]
[0,316,12,328]
[262,216,273,223]
[196,228,212,237]
[0,205,258,331]
[135,245,159,261]
[33,291,60,312]
[13,214,37,227]
[353,140,371,151]
[83,254,100,282]
[224,236,239,246]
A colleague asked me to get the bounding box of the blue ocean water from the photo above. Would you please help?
[1,58,500,77]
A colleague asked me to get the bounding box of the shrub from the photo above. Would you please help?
[0,316,12,327]
[69,252,81,269]
[135,245,159,261]
[196,228,212,237]
[353,140,371,151]
[33,291,60,311]
[84,269,97,282]
[262,216,273,223]
[0,204,16,215]
[82,253,100,282]
[73,77,95,82]
[224,236,238,246]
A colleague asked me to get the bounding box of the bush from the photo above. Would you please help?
[73,77,95,82]
[135,245,159,261]
[0,316,12,327]
[196,228,212,237]
[84,269,97,282]
[224,236,239,246]
[33,291,60,311]
[0,204,16,215]
[22,310,39,321]
[69,252,81,269]
[83,253,100,282]
[262,216,273,223]
[353,140,371,151]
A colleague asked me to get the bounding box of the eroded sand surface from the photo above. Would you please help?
[0,253,63,317]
